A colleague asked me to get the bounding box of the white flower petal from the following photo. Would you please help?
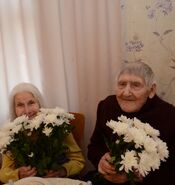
[120,150,138,173]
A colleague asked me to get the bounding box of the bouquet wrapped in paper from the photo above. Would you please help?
[106,115,169,185]
[0,107,74,176]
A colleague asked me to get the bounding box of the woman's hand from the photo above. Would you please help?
[43,167,67,178]
[133,169,143,182]
[19,166,37,179]
[98,153,128,184]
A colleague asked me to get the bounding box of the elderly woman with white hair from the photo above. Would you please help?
[0,83,85,183]
[87,61,175,185]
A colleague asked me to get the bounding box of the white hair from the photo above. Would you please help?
[9,82,44,121]
[116,61,156,87]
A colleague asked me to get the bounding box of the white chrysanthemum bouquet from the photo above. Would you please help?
[106,115,169,185]
[0,107,74,176]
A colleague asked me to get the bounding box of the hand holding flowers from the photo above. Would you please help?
[98,152,128,184]
[105,115,169,185]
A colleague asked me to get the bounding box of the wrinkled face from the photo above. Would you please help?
[116,73,154,113]
[14,92,40,119]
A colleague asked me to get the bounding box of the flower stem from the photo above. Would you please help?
[127,172,136,185]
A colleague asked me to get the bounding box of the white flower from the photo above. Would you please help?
[124,127,147,148]
[30,114,44,130]
[106,120,118,132]
[54,118,65,126]
[115,139,120,144]
[133,117,145,129]
[11,124,23,134]
[106,120,129,136]
[28,152,34,157]
[149,153,161,171]
[13,115,29,127]
[39,107,74,125]
[118,115,133,126]
[143,123,160,137]
[119,150,138,173]
[156,138,169,161]
[44,114,58,125]
[138,151,160,177]
[43,127,53,136]
[116,122,130,136]
[143,136,157,153]
[137,151,152,176]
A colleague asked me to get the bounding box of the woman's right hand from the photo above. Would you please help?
[98,152,128,184]
[19,166,37,179]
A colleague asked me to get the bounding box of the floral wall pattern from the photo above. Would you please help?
[120,0,175,105]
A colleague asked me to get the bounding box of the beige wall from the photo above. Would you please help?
[121,0,175,105]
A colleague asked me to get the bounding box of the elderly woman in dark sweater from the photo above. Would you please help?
[87,61,175,185]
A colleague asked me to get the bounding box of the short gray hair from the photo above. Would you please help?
[116,61,156,87]
[9,82,44,121]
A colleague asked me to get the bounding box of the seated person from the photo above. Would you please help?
[0,82,85,183]
[87,61,175,185]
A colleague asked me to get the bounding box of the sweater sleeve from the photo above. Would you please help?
[62,133,85,177]
[0,153,19,183]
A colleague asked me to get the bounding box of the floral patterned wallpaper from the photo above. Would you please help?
[120,0,175,105]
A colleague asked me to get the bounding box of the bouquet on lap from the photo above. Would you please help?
[106,115,169,185]
[0,107,74,176]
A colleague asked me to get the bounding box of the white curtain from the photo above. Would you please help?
[0,0,43,121]
[0,0,122,168]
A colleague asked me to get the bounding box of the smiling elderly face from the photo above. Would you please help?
[116,73,156,113]
[14,91,40,119]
